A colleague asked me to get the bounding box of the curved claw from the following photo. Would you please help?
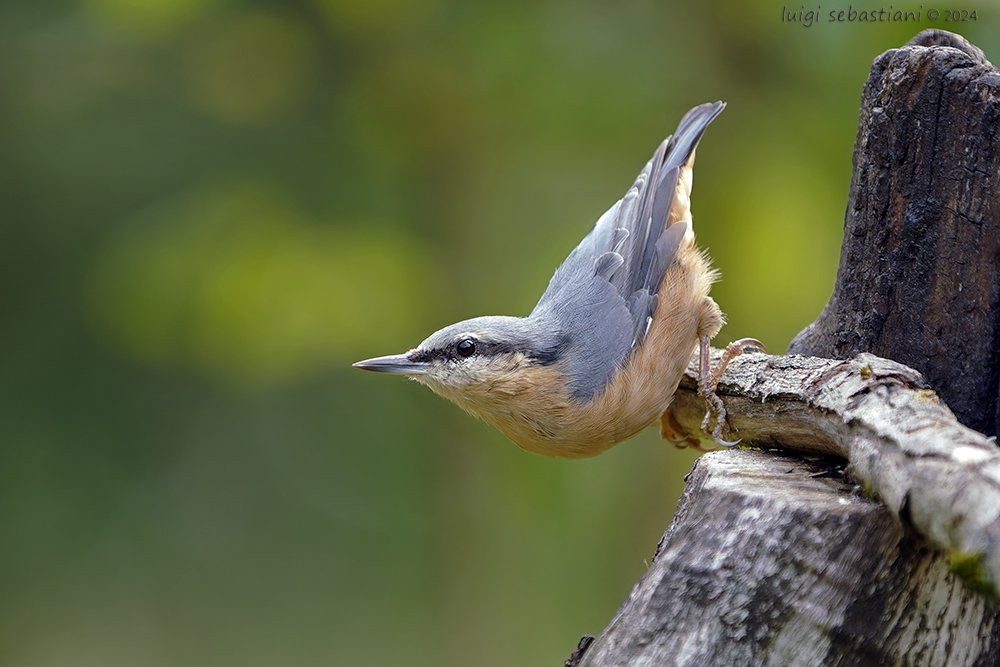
[730,337,767,355]
[661,409,702,450]
[697,334,764,449]
[701,405,742,448]
[711,422,742,448]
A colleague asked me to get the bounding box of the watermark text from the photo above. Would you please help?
[782,5,978,27]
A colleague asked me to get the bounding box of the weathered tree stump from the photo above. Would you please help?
[788,30,1000,436]
[569,31,1000,667]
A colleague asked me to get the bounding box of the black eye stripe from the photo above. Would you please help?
[408,348,447,363]
[409,337,531,363]
[460,339,515,359]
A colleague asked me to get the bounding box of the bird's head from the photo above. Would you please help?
[353,315,569,417]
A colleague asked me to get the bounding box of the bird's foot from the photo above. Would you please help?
[660,408,705,451]
[698,336,766,447]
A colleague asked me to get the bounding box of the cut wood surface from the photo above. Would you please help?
[577,448,1000,667]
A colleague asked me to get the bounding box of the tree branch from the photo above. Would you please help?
[670,349,1000,598]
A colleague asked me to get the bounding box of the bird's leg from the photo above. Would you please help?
[699,337,767,447]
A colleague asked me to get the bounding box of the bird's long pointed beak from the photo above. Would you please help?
[352,353,430,375]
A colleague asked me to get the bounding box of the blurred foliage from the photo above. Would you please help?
[1,0,996,665]
[85,183,432,387]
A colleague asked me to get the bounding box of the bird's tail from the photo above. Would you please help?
[660,101,725,229]
[634,101,725,291]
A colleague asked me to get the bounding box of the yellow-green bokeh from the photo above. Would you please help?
[2,1,997,666]
[86,183,434,388]
[182,11,318,124]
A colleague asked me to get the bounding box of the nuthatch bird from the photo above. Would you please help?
[354,102,764,458]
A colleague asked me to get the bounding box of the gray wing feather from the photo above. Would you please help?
[594,252,624,280]
[529,102,725,401]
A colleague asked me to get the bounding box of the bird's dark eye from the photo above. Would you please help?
[456,339,476,358]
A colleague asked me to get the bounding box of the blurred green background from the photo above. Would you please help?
[1,1,996,665]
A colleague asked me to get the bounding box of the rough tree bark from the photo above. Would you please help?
[569,31,1000,667]
[787,30,1000,436]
